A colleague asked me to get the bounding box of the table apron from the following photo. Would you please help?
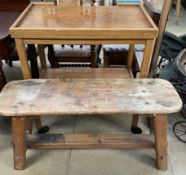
[22,39,147,45]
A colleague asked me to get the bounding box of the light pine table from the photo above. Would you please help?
[10,2,158,79]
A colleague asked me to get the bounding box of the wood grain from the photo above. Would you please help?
[27,133,154,149]
[12,117,27,170]
[38,45,47,69]
[56,0,80,6]
[10,3,158,39]
[140,39,154,78]
[40,68,133,79]
[15,39,32,79]
[0,79,182,116]
[154,114,168,170]
[148,0,172,77]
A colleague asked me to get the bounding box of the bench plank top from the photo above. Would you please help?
[0,79,182,116]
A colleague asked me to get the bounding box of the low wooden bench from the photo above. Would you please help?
[0,78,182,170]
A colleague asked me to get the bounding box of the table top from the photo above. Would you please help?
[0,79,182,116]
[10,2,158,40]
[0,11,20,39]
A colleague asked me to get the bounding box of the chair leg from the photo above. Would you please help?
[38,45,47,69]
[48,45,59,68]
[153,114,167,170]
[96,44,102,65]
[103,51,109,68]
[90,45,97,68]
[131,114,142,134]
[0,59,6,91]
[12,117,27,170]
[27,44,39,78]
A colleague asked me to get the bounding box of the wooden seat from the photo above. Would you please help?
[0,78,182,170]
[103,46,140,77]
[1,79,181,115]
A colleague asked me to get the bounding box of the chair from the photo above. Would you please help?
[0,0,40,78]
[0,0,48,134]
[0,0,29,89]
[47,0,101,68]
[0,39,9,90]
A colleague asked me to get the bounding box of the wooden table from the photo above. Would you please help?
[10,2,158,79]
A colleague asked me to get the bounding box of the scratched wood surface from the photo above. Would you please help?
[40,68,133,79]
[0,79,182,116]
[10,2,158,39]
[56,0,81,6]
[27,133,154,149]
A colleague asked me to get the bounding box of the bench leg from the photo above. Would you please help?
[154,114,167,170]
[12,117,27,170]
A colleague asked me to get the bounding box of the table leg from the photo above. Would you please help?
[12,117,27,170]
[127,44,135,68]
[0,58,6,90]
[48,45,59,68]
[15,39,32,79]
[140,39,154,78]
[38,45,47,69]
[142,39,155,130]
[90,45,96,68]
[153,114,167,170]
[131,39,154,132]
